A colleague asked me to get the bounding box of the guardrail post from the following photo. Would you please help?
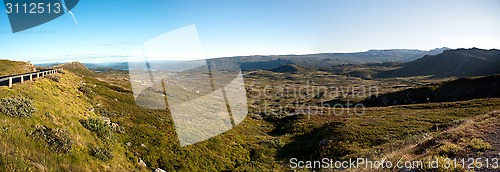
[30,74,33,81]
[8,77,12,88]
[20,75,24,84]
[42,72,45,77]
[37,72,39,78]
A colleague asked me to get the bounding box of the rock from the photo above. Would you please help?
[155,168,166,172]
[126,142,132,147]
[138,158,147,168]
[140,143,147,148]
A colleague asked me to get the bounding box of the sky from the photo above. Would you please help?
[0,0,499,63]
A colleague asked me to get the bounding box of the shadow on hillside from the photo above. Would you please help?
[361,75,500,107]
[275,121,354,162]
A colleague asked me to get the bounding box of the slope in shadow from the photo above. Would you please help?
[362,75,500,107]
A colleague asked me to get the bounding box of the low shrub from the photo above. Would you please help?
[46,74,60,82]
[110,123,125,134]
[90,147,113,161]
[78,85,94,95]
[260,137,286,148]
[437,143,461,156]
[109,85,131,93]
[0,97,37,118]
[80,118,112,140]
[467,138,491,151]
[30,125,73,153]
[95,108,119,117]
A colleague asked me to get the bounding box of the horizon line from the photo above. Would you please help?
[10,46,499,64]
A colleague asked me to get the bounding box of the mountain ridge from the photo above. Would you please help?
[377,48,500,78]
[34,48,451,71]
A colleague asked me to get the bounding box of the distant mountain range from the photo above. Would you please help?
[377,48,500,78]
[36,47,500,79]
[35,48,451,71]
[221,47,451,70]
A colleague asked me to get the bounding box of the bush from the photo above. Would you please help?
[260,137,286,148]
[0,97,37,118]
[30,125,73,153]
[57,69,66,74]
[46,74,60,82]
[110,123,125,134]
[467,138,491,151]
[80,118,113,140]
[95,108,119,117]
[90,147,113,161]
[78,85,93,95]
[438,143,461,156]
[109,85,131,93]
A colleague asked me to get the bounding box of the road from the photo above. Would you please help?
[0,69,57,87]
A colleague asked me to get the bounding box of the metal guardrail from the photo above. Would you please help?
[0,68,61,88]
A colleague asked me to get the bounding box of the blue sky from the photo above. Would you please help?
[0,0,499,63]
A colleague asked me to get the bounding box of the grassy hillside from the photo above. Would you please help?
[0,70,136,171]
[0,60,35,76]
